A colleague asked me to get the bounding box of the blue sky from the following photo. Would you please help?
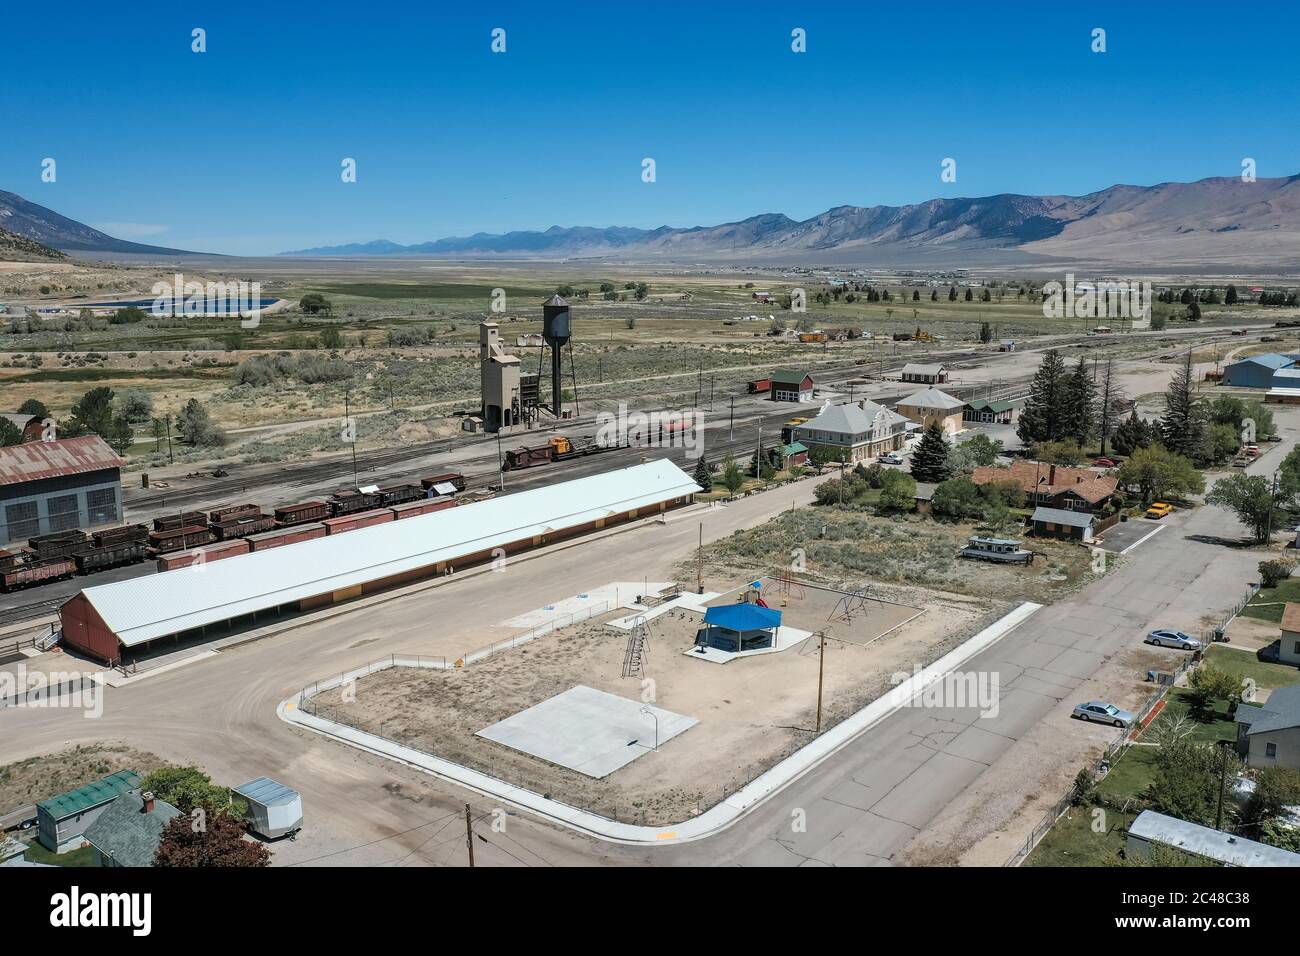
[3,0,1296,255]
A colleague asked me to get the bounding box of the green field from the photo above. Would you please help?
[1204,645,1300,692]
[1025,807,1138,867]
[1243,580,1300,623]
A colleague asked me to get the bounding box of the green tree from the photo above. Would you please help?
[299,293,331,314]
[1206,472,1289,542]
[0,418,22,447]
[692,455,712,490]
[1160,350,1204,457]
[876,469,917,512]
[1017,349,1069,446]
[1032,439,1086,466]
[720,455,744,494]
[113,388,153,423]
[930,477,986,519]
[175,399,226,447]
[1186,662,1244,716]
[1112,411,1154,457]
[16,398,47,417]
[910,422,952,483]
[1146,738,1237,828]
[1060,357,1097,447]
[1242,767,1300,834]
[319,326,343,349]
[141,767,244,819]
[1116,445,1204,505]
[948,433,1003,471]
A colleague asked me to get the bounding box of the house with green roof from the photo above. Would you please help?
[964,398,1016,425]
[84,791,181,867]
[36,769,141,853]
[769,368,814,402]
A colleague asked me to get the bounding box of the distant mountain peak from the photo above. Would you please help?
[0,190,199,256]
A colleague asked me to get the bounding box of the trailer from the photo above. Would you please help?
[419,472,466,493]
[273,501,329,526]
[232,777,302,840]
[74,540,148,574]
[1,557,75,591]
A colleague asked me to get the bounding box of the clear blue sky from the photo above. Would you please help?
[4,0,1295,255]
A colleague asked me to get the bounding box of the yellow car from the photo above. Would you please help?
[1144,502,1174,519]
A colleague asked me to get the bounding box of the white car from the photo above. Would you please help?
[1072,701,1135,727]
[1145,629,1202,651]
[878,453,904,465]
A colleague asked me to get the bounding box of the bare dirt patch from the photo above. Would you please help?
[311,576,1004,826]
[0,742,168,812]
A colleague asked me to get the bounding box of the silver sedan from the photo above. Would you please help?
[1145,629,1202,651]
[1072,701,1135,727]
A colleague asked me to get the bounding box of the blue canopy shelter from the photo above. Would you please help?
[700,603,783,653]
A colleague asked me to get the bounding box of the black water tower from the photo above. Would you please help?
[542,294,570,414]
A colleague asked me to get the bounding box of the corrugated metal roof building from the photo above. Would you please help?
[36,769,142,852]
[60,460,700,664]
[0,435,124,546]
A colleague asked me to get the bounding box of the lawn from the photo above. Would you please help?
[1156,688,1238,744]
[1241,579,1300,623]
[1204,645,1300,693]
[23,841,98,867]
[1096,746,1160,802]
[1025,807,1138,867]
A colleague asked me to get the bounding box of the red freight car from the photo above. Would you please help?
[419,472,466,493]
[209,512,275,541]
[748,378,772,394]
[244,523,327,552]
[389,497,456,520]
[2,557,76,591]
[322,508,394,535]
[273,501,329,526]
[208,503,261,524]
[153,511,207,532]
[148,524,214,554]
[155,538,250,571]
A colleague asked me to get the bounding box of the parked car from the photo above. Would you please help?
[1266,434,1283,443]
[1145,628,1202,651]
[1072,701,1135,727]
[878,453,904,465]
[1144,502,1174,519]
[1094,457,1119,468]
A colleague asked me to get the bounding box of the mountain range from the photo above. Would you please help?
[0,189,193,257]
[4,173,1300,268]
[279,174,1300,269]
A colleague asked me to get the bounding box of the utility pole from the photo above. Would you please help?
[496,431,505,491]
[1266,471,1280,541]
[344,390,358,487]
[1215,741,1231,831]
[729,396,734,441]
[815,630,827,732]
[164,417,174,465]
[709,375,715,411]
[465,803,475,867]
[696,522,704,594]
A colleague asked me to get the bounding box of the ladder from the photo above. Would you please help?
[622,615,650,679]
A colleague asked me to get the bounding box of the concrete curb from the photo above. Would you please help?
[278,601,1041,846]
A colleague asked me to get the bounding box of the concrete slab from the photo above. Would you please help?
[682,625,814,663]
[500,581,672,628]
[475,685,698,779]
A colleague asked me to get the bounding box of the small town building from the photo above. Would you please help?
[1223,353,1300,389]
[791,400,910,464]
[913,482,937,514]
[0,413,45,442]
[1278,603,1300,665]
[895,387,965,435]
[1127,810,1300,866]
[769,369,815,402]
[964,399,1016,425]
[772,442,808,469]
[900,363,947,385]
[972,461,1116,512]
[0,435,124,546]
[36,769,142,852]
[1236,683,1300,770]
[1030,506,1095,542]
[83,790,181,867]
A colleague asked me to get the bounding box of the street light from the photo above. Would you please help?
[639,706,660,751]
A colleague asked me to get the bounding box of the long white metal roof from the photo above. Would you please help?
[77,459,700,647]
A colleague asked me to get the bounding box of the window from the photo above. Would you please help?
[1266,742,1277,759]
[85,488,118,525]
[4,500,38,541]
[1294,640,1300,655]
[46,493,80,532]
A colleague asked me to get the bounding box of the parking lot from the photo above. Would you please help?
[1095,515,1166,554]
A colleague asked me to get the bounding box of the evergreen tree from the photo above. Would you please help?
[910,422,952,483]
[692,455,712,490]
[1112,411,1152,457]
[1160,350,1204,458]
[1061,357,1097,447]
[1016,349,1068,446]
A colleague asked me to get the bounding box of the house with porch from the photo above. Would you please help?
[791,400,910,464]
[964,399,1016,425]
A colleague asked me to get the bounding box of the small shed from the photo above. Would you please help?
[770,369,814,402]
[900,363,947,384]
[1126,809,1300,866]
[1030,506,1095,542]
[233,777,304,839]
[698,603,782,653]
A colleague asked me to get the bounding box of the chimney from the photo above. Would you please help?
[141,791,155,813]
[1048,464,1057,485]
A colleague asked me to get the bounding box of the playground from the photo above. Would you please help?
[310,575,1001,825]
